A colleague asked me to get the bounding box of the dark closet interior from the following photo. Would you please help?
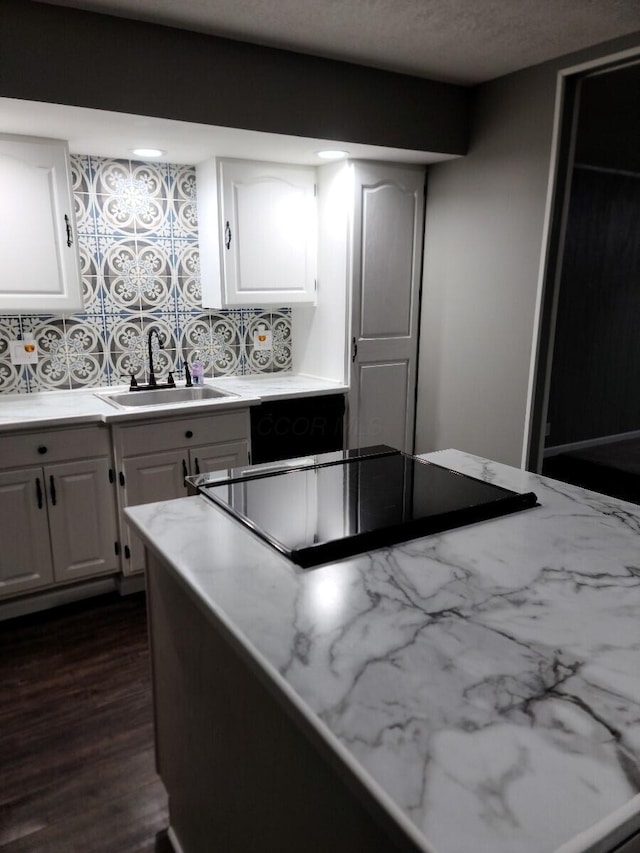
[543,63,640,503]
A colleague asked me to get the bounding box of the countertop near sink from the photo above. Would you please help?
[126,449,640,853]
[0,374,348,432]
[208,373,349,402]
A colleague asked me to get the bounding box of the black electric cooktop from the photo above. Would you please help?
[192,446,539,568]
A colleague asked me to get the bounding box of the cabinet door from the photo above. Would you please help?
[46,458,119,584]
[0,468,54,597]
[121,450,189,575]
[189,441,249,478]
[217,159,317,305]
[0,134,82,313]
[348,162,425,454]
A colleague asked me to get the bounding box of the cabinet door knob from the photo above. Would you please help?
[185,430,193,438]
[38,445,48,454]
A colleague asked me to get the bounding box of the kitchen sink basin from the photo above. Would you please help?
[97,386,237,409]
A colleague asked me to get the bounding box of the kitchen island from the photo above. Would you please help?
[126,449,640,853]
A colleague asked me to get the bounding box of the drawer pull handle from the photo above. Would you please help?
[36,477,43,509]
[49,475,57,506]
[38,445,48,455]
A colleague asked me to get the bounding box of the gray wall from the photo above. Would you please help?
[416,31,640,467]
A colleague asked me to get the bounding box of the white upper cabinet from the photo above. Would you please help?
[0,134,83,313]
[198,158,317,307]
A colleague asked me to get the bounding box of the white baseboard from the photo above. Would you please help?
[0,576,118,622]
[117,573,146,595]
[0,572,147,622]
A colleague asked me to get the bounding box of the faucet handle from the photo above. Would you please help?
[184,361,192,387]
[166,371,176,388]
[128,373,139,391]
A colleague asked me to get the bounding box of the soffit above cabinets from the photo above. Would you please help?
[0,98,457,167]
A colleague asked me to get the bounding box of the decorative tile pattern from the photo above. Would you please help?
[244,310,293,373]
[0,155,293,395]
[181,313,242,378]
[0,316,28,393]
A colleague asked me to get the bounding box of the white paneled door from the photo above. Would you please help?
[348,162,425,453]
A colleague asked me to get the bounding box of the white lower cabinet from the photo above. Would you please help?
[114,409,250,575]
[46,457,119,583]
[0,426,119,598]
[0,467,54,594]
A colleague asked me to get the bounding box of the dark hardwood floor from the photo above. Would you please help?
[0,592,170,852]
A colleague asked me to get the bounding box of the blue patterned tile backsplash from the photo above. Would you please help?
[0,155,292,394]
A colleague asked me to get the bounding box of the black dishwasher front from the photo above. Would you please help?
[250,394,345,464]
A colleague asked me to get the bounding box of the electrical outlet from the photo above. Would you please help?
[253,325,272,351]
[9,338,38,365]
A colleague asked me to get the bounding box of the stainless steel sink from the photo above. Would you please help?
[97,386,237,409]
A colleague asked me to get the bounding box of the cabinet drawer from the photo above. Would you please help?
[118,410,250,457]
[2,425,111,468]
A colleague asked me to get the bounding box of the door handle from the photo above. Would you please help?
[351,337,358,363]
[224,221,232,250]
[182,459,188,485]
[49,475,57,506]
[36,477,43,509]
[194,457,200,475]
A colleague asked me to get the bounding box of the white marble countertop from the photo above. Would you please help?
[0,374,348,432]
[126,449,640,853]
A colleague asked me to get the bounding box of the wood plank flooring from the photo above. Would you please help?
[0,592,170,852]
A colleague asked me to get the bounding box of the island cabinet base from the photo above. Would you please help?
[146,552,422,853]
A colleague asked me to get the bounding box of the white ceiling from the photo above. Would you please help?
[6,0,640,167]
[38,0,640,85]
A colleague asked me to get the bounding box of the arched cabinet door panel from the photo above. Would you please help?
[348,162,425,454]
[0,134,83,313]
[199,157,317,307]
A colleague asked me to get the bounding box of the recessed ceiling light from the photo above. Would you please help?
[131,148,165,158]
[316,149,348,160]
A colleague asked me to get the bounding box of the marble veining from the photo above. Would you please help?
[126,450,640,853]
